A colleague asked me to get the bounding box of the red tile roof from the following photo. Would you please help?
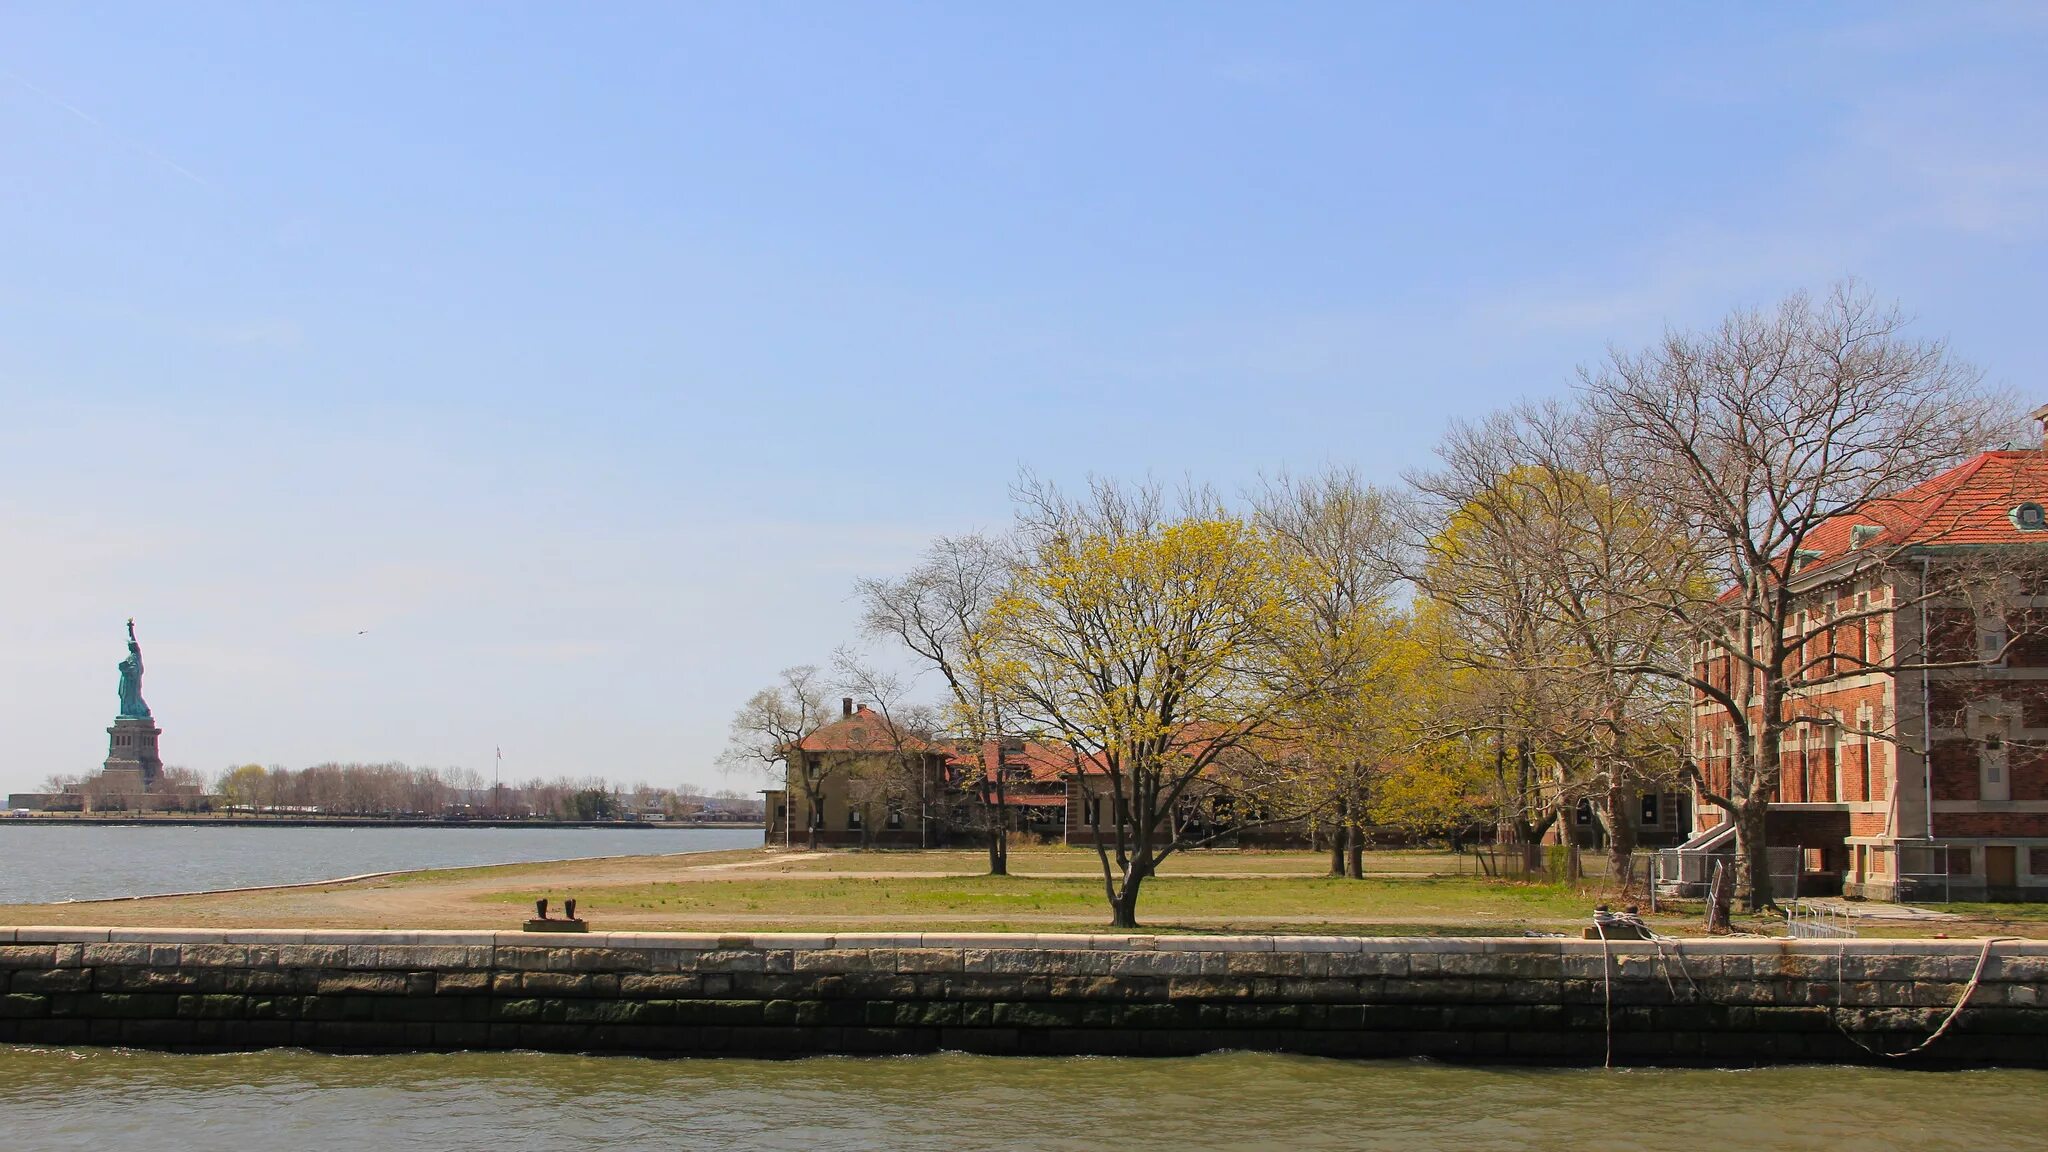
[1760,448,2048,589]
[995,793,1068,808]
[943,739,1093,782]
[790,705,935,754]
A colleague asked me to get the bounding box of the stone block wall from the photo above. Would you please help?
[1,928,2045,1066]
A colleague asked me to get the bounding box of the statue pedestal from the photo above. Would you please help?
[104,717,163,790]
[521,919,590,933]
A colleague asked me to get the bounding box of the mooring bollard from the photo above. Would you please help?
[523,894,589,933]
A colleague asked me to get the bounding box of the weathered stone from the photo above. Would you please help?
[435,971,492,995]
[298,970,401,996]
[521,972,594,996]
[0,947,62,972]
[14,967,91,994]
[619,973,699,997]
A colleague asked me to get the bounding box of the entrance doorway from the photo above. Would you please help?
[1986,845,2018,891]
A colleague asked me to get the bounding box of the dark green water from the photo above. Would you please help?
[2,1048,2043,1151]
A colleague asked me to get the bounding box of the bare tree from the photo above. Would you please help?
[720,664,834,849]
[833,649,944,848]
[1410,403,1694,886]
[1254,467,1405,878]
[855,534,1017,874]
[1579,283,2017,909]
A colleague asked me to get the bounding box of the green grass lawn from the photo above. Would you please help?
[757,847,1475,876]
[483,871,1627,934]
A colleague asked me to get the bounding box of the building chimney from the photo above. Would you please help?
[842,697,854,718]
[2032,403,2048,450]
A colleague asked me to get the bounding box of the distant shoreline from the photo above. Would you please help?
[0,816,764,830]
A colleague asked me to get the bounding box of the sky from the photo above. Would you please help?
[3,2,2046,797]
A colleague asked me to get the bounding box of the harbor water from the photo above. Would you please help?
[0,825,762,904]
[1,1048,2043,1151]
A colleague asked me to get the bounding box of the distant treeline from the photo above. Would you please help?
[44,762,761,821]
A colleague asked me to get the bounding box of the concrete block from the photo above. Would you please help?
[1030,934,1099,952]
[747,934,837,951]
[0,947,60,970]
[893,949,963,974]
[221,930,309,945]
[274,945,351,969]
[299,931,417,947]
[15,927,110,944]
[1281,936,1364,954]
[619,973,700,997]
[831,933,924,949]
[313,971,408,996]
[1157,936,1271,953]
[12,968,92,993]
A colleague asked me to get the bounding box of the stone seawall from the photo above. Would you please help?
[2,928,2044,1066]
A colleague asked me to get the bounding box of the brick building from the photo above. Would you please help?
[1690,425,2048,901]
[761,700,1070,847]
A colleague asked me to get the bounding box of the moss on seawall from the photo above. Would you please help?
[2,927,2045,1065]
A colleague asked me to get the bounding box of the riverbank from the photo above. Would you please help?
[3,927,2044,1065]
[3,815,762,830]
[7,847,2045,939]
[0,825,765,905]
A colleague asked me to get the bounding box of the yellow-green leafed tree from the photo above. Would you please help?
[214,763,271,811]
[1371,739,1490,842]
[983,477,1360,928]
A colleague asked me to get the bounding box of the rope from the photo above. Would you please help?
[1827,936,2020,1060]
[1588,912,2012,1066]
[1592,918,1614,1070]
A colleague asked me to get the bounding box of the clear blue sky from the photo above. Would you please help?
[3,2,2044,796]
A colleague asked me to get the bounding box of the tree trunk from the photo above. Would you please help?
[1733,799,1773,912]
[1346,799,1364,880]
[1110,871,1145,929]
[988,777,1009,877]
[1601,785,1638,892]
[1329,797,1348,877]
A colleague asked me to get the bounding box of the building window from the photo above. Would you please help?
[810,800,824,830]
[1640,794,1659,826]
[885,806,904,830]
[2030,847,2048,877]
[1575,799,1593,826]
[1947,847,1974,876]
[847,807,863,830]
[2010,502,2047,532]
[1083,797,1101,827]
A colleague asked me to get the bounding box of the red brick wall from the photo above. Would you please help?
[1931,739,1978,801]
[1850,811,1888,837]
[1842,741,1869,802]
[2014,747,2048,802]
[1935,813,2048,838]
[1766,809,1851,853]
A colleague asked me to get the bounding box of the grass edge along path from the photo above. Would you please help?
[3,847,2043,938]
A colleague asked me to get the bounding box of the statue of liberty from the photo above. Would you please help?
[117,618,151,720]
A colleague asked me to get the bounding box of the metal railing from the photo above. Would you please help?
[1892,843,1956,903]
[1784,899,1856,938]
[1653,844,1801,899]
